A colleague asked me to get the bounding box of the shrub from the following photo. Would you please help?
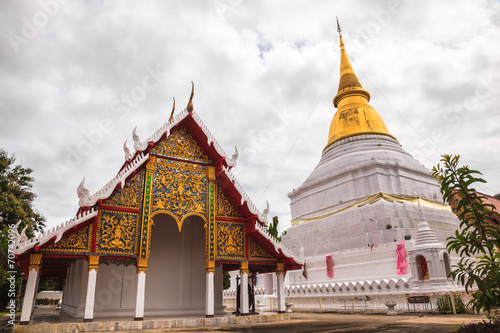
[437,293,466,314]
[455,320,500,333]
[36,298,59,305]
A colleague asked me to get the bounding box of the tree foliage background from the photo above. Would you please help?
[267,216,287,242]
[0,149,46,309]
[432,154,500,316]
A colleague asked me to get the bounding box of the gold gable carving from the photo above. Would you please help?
[96,210,139,255]
[217,190,242,218]
[43,224,92,253]
[152,159,207,221]
[151,126,211,163]
[104,170,144,209]
[249,237,275,260]
[216,221,245,259]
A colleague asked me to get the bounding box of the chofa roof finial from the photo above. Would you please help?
[169,97,175,122]
[186,81,194,112]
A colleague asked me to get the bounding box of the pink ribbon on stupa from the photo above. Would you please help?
[396,240,407,275]
[326,254,334,277]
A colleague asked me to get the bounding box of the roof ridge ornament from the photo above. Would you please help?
[132,126,147,151]
[77,178,91,207]
[123,139,133,161]
[262,200,270,222]
[169,97,175,122]
[228,146,238,168]
[186,81,194,112]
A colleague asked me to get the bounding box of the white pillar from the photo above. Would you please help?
[276,263,286,313]
[20,254,42,325]
[205,260,215,317]
[240,261,249,315]
[83,255,99,322]
[134,258,147,321]
[32,274,40,314]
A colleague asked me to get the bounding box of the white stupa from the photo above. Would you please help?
[280,22,460,296]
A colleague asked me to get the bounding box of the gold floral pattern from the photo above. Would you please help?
[104,170,144,209]
[151,126,211,163]
[249,237,274,260]
[217,190,242,218]
[96,210,139,255]
[152,159,207,220]
[216,221,245,259]
[43,224,92,253]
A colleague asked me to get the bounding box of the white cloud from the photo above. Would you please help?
[1,0,499,234]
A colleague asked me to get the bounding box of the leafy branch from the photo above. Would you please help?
[431,154,500,315]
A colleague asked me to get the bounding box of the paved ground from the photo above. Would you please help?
[1,310,488,333]
[112,312,485,333]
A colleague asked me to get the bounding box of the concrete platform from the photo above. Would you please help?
[12,306,288,333]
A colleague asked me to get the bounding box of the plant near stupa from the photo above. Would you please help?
[431,154,500,318]
[266,216,287,242]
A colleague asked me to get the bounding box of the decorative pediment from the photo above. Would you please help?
[249,237,275,260]
[217,190,243,219]
[152,159,207,221]
[150,126,211,164]
[103,170,144,209]
[216,221,245,259]
[42,224,93,253]
[95,210,140,255]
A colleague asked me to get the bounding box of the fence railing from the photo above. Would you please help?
[224,293,473,313]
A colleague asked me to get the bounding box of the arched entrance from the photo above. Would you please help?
[145,213,206,316]
[416,255,429,280]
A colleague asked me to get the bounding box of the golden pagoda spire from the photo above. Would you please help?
[326,18,395,149]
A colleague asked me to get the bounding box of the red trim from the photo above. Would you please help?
[216,217,245,222]
[98,206,141,214]
[39,253,87,260]
[217,260,243,265]
[249,261,278,266]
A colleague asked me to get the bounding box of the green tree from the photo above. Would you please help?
[38,279,63,292]
[431,154,500,316]
[267,216,287,242]
[223,272,230,290]
[0,149,46,309]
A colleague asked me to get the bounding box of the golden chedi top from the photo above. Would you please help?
[326,19,396,149]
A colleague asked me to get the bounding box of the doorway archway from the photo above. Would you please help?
[145,213,206,316]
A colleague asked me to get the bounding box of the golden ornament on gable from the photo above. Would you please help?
[152,159,207,219]
[43,224,92,253]
[104,170,144,209]
[150,126,211,163]
[217,191,242,218]
[249,237,275,260]
[96,210,139,255]
[216,221,245,259]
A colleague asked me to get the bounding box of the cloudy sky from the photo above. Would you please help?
[1,0,499,234]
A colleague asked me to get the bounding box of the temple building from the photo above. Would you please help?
[14,86,302,325]
[280,22,462,298]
